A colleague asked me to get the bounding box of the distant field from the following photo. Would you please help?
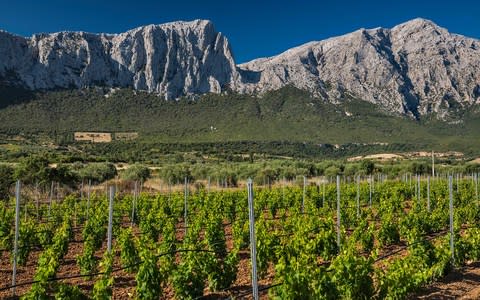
[73,132,138,143]
[348,151,464,162]
[74,132,112,143]
[114,132,138,141]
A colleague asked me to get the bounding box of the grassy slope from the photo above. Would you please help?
[0,85,478,156]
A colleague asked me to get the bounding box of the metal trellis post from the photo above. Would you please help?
[247,179,259,300]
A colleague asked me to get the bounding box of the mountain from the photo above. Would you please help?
[0,20,238,99]
[0,18,479,117]
[238,18,480,118]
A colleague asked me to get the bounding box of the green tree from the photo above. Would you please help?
[0,164,14,200]
[159,165,193,184]
[75,163,117,184]
[324,165,342,177]
[213,168,238,187]
[254,167,277,186]
[465,163,480,174]
[14,155,53,186]
[52,164,79,187]
[361,160,375,175]
[122,164,151,182]
[344,163,360,176]
[410,161,431,175]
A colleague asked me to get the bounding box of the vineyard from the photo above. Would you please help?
[0,174,479,299]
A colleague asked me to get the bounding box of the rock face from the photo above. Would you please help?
[0,20,238,99]
[0,18,479,117]
[238,18,480,117]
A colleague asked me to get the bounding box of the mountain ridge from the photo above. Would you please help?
[0,18,479,118]
[0,19,238,98]
[238,18,480,118]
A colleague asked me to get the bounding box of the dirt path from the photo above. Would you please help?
[416,262,480,299]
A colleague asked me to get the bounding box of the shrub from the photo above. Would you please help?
[121,164,151,182]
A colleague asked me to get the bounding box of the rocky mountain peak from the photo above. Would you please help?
[236,18,480,118]
[393,18,445,34]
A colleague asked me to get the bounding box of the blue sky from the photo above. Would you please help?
[0,0,478,63]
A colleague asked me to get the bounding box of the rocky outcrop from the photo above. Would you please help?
[0,20,238,99]
[237,18,480,117]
